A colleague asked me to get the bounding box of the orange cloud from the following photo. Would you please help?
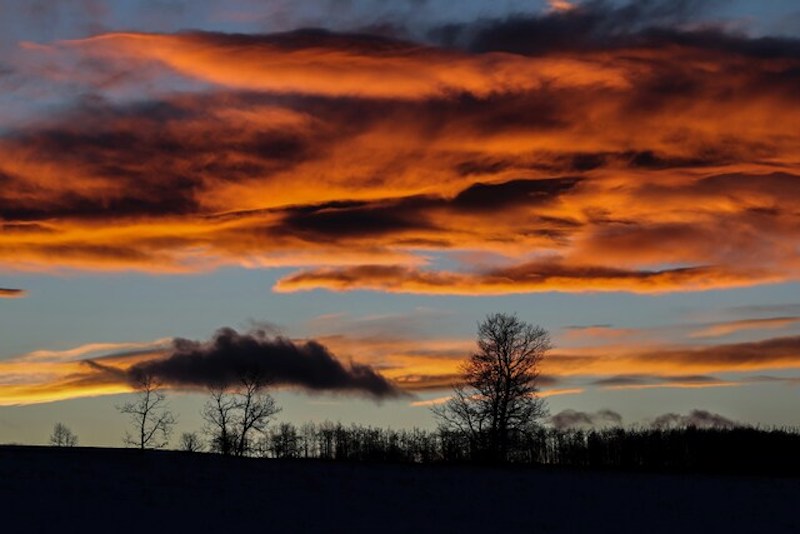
[63,31,631,99]
[2,25,800,294]
[545,335,800,378]
[547,0,576,12]
[0,346,166,405]
[0,288,26,298]
[13,339,172,363]
[274,262,777,295]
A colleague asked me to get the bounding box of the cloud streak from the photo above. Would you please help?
[274,262,772,295]
[689,317,800,338]
[0,288,26,298]
[547,335,800,378]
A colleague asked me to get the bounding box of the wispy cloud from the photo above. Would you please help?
[409,386,583,407]
[62,30,630,99]
[548,335,800,377]
[689,317,800,338]
[549,408,740,430]
[650,409,738,429]
[409,395,452,408]
[11,339,172,363]
[550,408,622,430]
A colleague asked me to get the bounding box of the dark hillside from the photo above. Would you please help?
[1,446,798,533]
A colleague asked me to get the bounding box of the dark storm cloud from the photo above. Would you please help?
[125,327,402,398]
[550,408,623,430]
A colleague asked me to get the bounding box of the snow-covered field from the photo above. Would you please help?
[1,446,797,533]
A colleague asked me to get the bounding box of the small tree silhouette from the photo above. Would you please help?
[179,432,204,452]
[203,386,238,455]
[49,422,78,447]
[118,371,176,449]
[268,422,302,458]
[202,369,280,457]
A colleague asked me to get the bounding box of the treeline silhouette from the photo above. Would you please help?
[245,422,800,475]
[106,316,798,476]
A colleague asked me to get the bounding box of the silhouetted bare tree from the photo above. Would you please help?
[202,370,280,457]
[179,432,204,452]
[118,372,177,449]
[203,387,238,455]
[433,313,550,461]
[266,422,302,458]
[49,422,78,447]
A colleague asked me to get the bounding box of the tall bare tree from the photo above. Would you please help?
[202,370,280,457]
[118,372,176,449]
[203,386,238,455]
[433,313,550,462]
[49,422,78,447]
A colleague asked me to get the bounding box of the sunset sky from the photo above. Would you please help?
[2,0,800,446]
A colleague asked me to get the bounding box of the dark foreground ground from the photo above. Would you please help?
[1,446,798,533]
